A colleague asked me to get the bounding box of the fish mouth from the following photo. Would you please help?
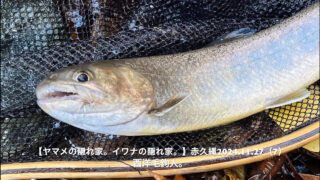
[46,91,78,98]
[37,90,79,104]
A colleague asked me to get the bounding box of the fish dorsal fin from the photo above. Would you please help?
[206,27,256,47]
[265,88,310,109]
[148,94,190,116]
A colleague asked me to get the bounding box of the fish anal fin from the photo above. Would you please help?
[148,94,190,116]
[265,88,310,109]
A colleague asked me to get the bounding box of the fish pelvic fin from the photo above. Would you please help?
[265,88,310,109]
[148,93,191,116]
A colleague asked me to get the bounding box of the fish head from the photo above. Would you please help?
[36,62,155,129]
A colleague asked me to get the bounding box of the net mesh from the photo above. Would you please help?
[1,0,319,163]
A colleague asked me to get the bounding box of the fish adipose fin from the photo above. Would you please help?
[148,94,191,116]
[265,88,310,109]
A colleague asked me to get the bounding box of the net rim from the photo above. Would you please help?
[1,120,319,179]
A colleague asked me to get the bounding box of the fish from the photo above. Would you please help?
[36,3,319,136]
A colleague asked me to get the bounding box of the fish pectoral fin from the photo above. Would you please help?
[265,88,310,109]
[148,94,191,116]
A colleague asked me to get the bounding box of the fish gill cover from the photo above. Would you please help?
[0,0,319,163]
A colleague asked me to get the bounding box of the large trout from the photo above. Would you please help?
[36,3,319,136]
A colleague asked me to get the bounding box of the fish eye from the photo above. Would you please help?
[77,72,89,82]
[73,70,94,82]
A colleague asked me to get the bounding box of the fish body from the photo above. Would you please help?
[36,3,319,136]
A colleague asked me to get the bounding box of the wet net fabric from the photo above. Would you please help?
[1,0,319,163]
